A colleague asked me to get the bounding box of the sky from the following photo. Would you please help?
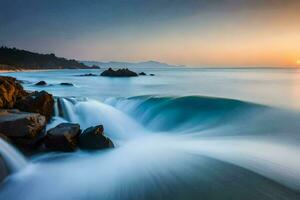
[1,0,300,67]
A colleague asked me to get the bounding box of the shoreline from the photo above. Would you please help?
[0,68,100,74]
[0,69,56,73]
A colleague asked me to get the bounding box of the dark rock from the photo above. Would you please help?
[77,73,98,77]
[78,125,114,150]
[44,123,81,152]
[150,74,155,76]
[139,72,147,76]
[0,76,28,109]
[60,82,73,86]
[100,68,138,77]
[0,109,46,146]
[35,81,47,86]
[15,91,54,121]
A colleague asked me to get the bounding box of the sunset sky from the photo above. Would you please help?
[1,0,300,67]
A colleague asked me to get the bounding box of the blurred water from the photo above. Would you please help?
[4,67,300,109]
[0,138,27,172]
[1,68,300,199]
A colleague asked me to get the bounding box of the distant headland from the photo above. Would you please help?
[82,60,185,68]
[0,47,98,71]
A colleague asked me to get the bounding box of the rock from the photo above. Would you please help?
[60,82,73,86]
[15,91,54,121]
[0,76,28,109]
[100,68,138,77]
[78,125,114,150]
[139,72,147,76]
[44,123,81,152]
[150,74,155,76]
[0,109,46,146]
[35,81,47,86]
[77,73,98,77]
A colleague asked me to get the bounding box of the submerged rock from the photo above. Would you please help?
[60,82,73,86]
[35,81,47,86]
[77,73,98,77]
[15,91,54,121]
[0,109,46,146]
[79,125,114,150]
[0,76,28,109]
[139,72,147,76]
[100,68,138,77]
[44,123,81,152]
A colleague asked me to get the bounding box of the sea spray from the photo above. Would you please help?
[1,96,300,199]
[0,138,27,172]
[55,97,148,143]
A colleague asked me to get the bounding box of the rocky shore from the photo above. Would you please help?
[0,75,114,180]
[101,68,138,77]
[73,67,153,77]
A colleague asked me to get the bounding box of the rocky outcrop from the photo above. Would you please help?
[0,109,46,146]
[35,81,47,86]
[44,123,81,152]
[78,125,114,150]
[0,76,28,109]
[77,73,98,77]
[139,72,146,76]
[0,76,115,155]
[15,91,54,121]
[100,68,138,77]
[60,82,73,86]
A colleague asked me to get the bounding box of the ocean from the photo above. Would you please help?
[0,67,300,199]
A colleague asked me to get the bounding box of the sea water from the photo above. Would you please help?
[0,67,300,199]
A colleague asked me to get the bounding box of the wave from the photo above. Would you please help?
[1,95,300,199]
[106,95,300,138]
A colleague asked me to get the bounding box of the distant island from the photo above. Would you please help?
[82,60,185,68]
[0,46,98,71]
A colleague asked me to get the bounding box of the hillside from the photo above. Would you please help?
[0,47,95,70]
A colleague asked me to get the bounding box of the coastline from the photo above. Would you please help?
[0,68,100,74]
[0,69,59,73]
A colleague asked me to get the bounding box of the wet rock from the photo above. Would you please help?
[0,109,46,146]
[44,123,81,152]
[139,72,147,76]
[101,68,138,77]
[60,82,73,86]
[79,125,114,150]
[35,81,47,86]
[150,74,155,76]
[77,73,98,77]
[0,76,28,109]
[15,90,54,121]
